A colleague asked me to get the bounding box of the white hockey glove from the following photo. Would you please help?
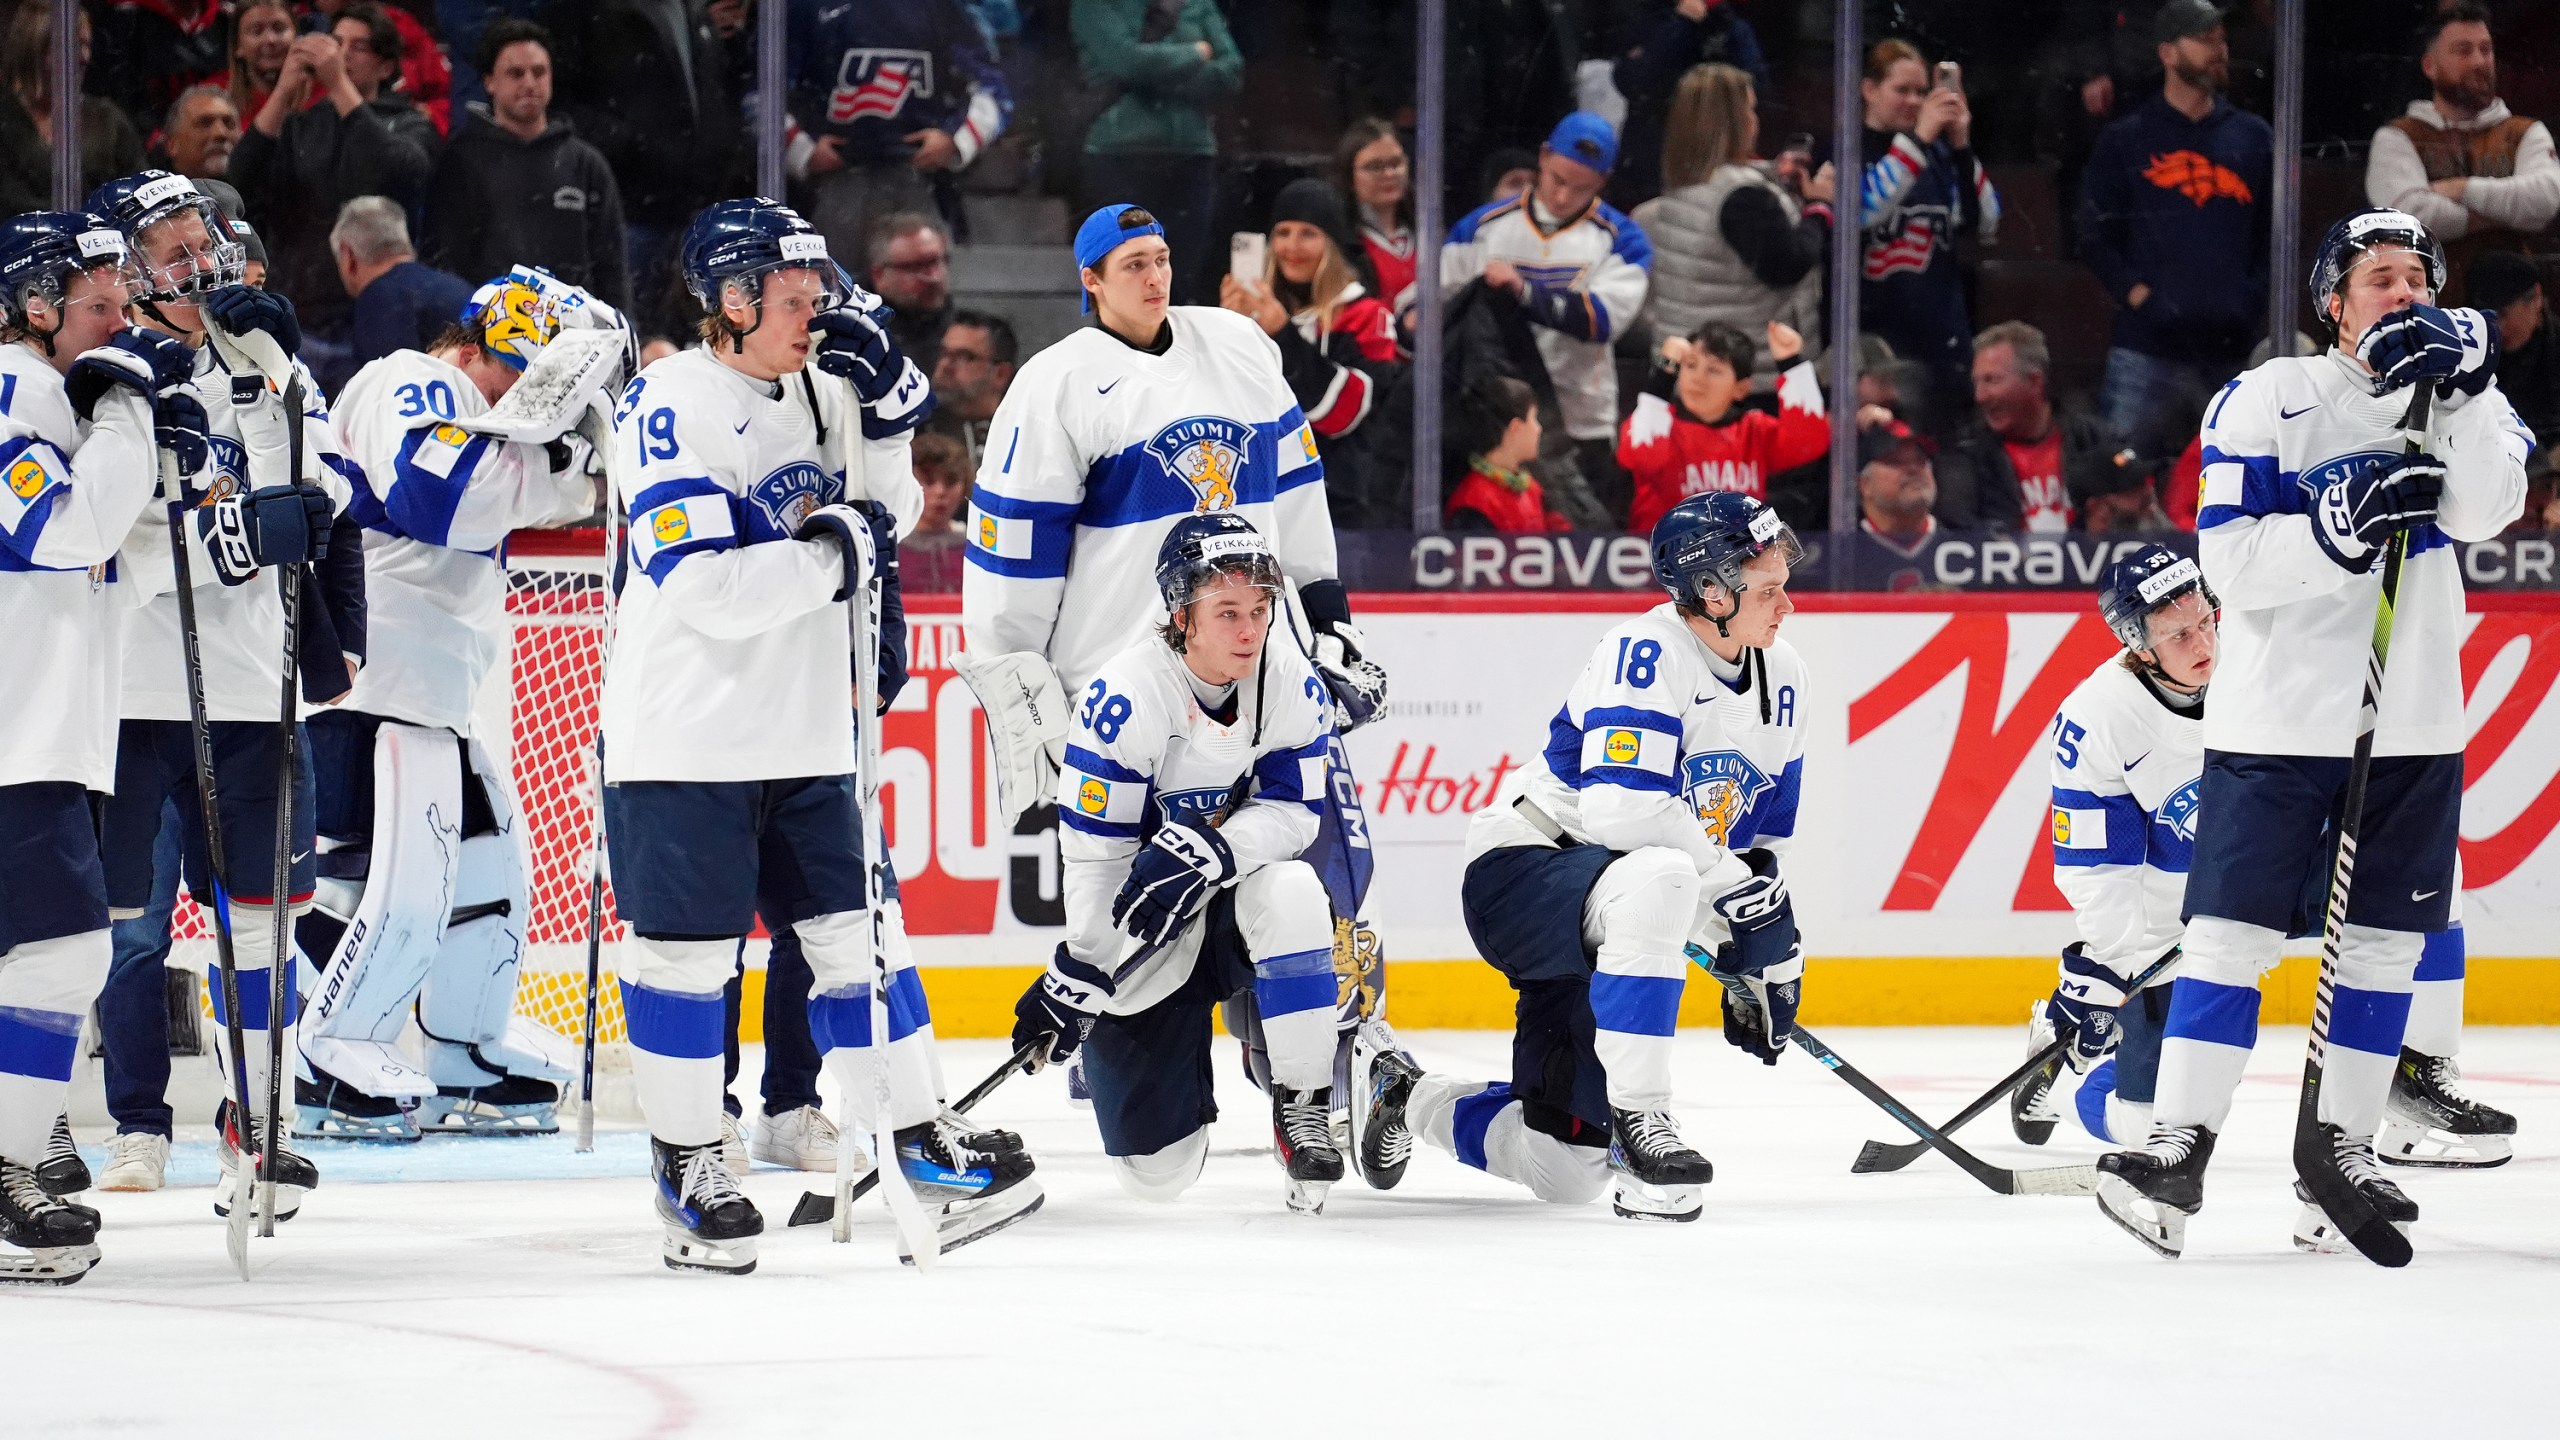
[952,649,1070,823]
[1112,821,1236,947]
[1312,622,1390,732]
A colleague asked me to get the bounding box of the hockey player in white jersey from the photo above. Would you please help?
[88,169,359,1223]
[2096,207,2528,1260]
[2379,903,2514,1167]
[2008,547,2215,1152]
[604,198,1033,1273]
[293,271,617,1141]
[1358,494,1808,1222]
[0,211,204,1283]
[1009,514,1347,1211]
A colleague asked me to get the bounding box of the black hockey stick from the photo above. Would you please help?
[2288,388,2432,1271]
[1851,947,2181,1174]
[574,733,605,1154]
[1687,951,2097,1196]
[255,374,308,1238]
[163,449,258,1280]
[787,1039,1042,1228]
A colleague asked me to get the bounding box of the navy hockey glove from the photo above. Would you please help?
[195,482,330,585]
[2311,450,2443,573]
[153,390,211,476]
[2044,942,2128,1073]
[795,502,874,603]
[1111,820,1236,947]
[1012,945,1110,1069]
[2357,303,2497,398]
[203,284,301,356]
[813,306,933,437]
[1707,943,1802,1066]
[1710,848,1799,976]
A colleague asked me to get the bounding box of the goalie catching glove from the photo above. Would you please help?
[1709,849,1802,1064]
[1012,944,1111,1069]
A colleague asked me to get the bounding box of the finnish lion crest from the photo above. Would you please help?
[1681,750,1774,847]
[746,460,838,540]
[1145,415,1252,512]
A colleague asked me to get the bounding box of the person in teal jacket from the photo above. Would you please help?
[1071,0,1241,304]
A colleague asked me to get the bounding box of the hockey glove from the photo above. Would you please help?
[2358,303,2497,398]
[813,305,933,437]
[855,499,909,712]
[1710,848,1800,977]
[795,502,874,604]
[2044,942,2129,1073]
[1708,943,1803,1066]
[2311,450,2443,573]
[1311,620,1390,732]
[1013,945,1111,1069]
[195,482,331,585]
[203,284,302,357]
[1111,820,1237,947]
[153,390,212,476]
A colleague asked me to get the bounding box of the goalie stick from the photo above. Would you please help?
[574,498,621,1154]
[787,1040,1043,1228]
[1687,950,2098,1196]
[1851,947,2181,1174]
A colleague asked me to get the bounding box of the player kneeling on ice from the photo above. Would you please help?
[1356,493,1808,1223]
[2009,547,2215,1153]
[604,198,1033,1274]
[2095,207,2526,1260]
[1012,514,1347,1214]
[294,270,623,1142]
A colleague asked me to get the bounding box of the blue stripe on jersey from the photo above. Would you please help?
[1542,705,1585,787]
[1447,194,1523,245]
[1252,734,1330,811]
[1063,743,1150,785]
[1570,704,1684,793]
[0,434,68,567]
[2051,787,2148,867]
[2196,448,2288,531]
[964,486,1079,578]
[1744,756,1804,844]
[627,475,737,583]
[383,425,494,546]
[1271,407,1323,492]
[2146,811,2195,874]
[2415,926,2465,981]
[1057,806,1142,841]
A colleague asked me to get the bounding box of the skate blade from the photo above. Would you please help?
[1610,1177,1703,1222]
[418,1103,559,1138]
[2294,1203,2412,1255]
[1285,1179,1333,1215]
[294,1105,421,1144]
[0,1242,100,1285]
[2094,1175,2186,1258]
[661,1229,758,1275]
[2377,1120,2512,1169]
[899,1183,1045,1264]
[2012,1164,2103,1197]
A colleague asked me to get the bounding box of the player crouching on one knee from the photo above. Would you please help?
[1013,513,1349,1214]
[604,198,1033,1274]
[1356,493,1810,1223]
[2093,207,2526,1260]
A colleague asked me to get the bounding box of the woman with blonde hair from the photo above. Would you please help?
[227,0,297,122]
[1634,62,1833,384]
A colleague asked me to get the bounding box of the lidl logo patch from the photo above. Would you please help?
[1076,777,1110,815]
[430,423,470,447]
[1603,729,1640,765]
[2052,810,2072,846]
[6,456,44,499]
[978,512,998,548]
[652,506,690,544]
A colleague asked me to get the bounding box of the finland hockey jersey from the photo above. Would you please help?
[2048,654,2202,986]
[115,339,355,724]
[1465,603,1806,902]
[603,349,920,783]
[333,350,597,733]
[961,305,1336,694]
[1054,632,1332,1015]
[1441,192,1652,441]
[2197,348,2528,757]
[0,341,161,790]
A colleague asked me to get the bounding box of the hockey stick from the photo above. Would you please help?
[1851,946,2181,1174]
[2287,388,2432,1271]
[1686,950,2097,1196]
[163,448,258,1279]
[255,373,308,1238]
[575,499,620,1154]
[788,1040,1042,1229]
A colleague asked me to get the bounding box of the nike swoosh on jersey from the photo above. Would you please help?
[1098,378,1122,395]
[2412,889,2440,901]
[2124,751,2150,772]
[2279,403,2320,419]
[733,418,751,433]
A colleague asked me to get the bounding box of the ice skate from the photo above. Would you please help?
[419,1075,560,1136]
[35,1113,89,1196]
[651,1137,761,1274]
[215,1101,319,1222]
[2010,1001,2063,1146]
[893,1110,1042,1261]
[0,1158,99,1286]
[1349,1019,1421,1191]
[2293,1127,2418,1254]
[753,1105,850,1173]
[1274,1084,1344,1214]
[2379,1048,2515,1168]
[1608,1108,1711,1222]
[96,1132,169,1193]
[2094,1124,2214,1258]
[294,1068,421,1143]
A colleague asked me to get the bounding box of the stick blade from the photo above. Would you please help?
[787,1190,835,1229]
[1851,1138,1926,1174]
[2010,1164,2102,1196]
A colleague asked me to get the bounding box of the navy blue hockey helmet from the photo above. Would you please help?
[2097,544,2217,653]
[1651,492,1800,633]
[85,169,243,302]
[680,197,850,324]
[1155,512,1282,619]
[2308,207,2445,336]
[0,211,132,334]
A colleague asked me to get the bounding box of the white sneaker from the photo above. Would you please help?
[96,1131,169,1193]
[719,1112,749,1175]
[753,1105,859,1173]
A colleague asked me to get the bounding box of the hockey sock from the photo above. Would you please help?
[1250,947,1338,1093]
[2318,926,2419,1137]
[209,908,297,1114]
[2403,925,2464,1059]
[621,970,726,1147]
[0,931,111,1163]
[2154,976,2258,1133]
[2073,1059,2119,1142]
[1586,850,1696,1112]
[1409,1076,1609,1204]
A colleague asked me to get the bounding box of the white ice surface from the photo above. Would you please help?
[24,1026,2560,1439]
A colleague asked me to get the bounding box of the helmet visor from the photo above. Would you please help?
[133,199,244,300]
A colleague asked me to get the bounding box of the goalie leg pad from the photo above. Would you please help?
[418,742,572,1090]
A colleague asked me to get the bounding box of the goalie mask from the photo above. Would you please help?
[459,274,563,372]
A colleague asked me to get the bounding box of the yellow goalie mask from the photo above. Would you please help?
[461,276,561,372]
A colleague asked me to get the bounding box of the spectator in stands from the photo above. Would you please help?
[1608,0,1772,213]
[1071,0,1242,305]
[90,1,226,140]
[791,0,1009,272]
[1337,118,1418,324]
[2077,0,2270,466]
[1857,415,1939,559]
[1858,38,2000,441]
[232,5,437,341]
[1617,319,1828,534]
[1446,375,1567,532]
[329,195,473,396]
[2468,250,2560,467]
[1221,178,1407,530]
[1443,111,1652,524]
[866,212,954,374]
[930,308,1019,470]
[2364,2,2560,305]
[227,0,298,120]
[0,5,146,215]
[422,19,631,310]
[150,84,240,180]
[312,0,455,135]
[437,0,547,111]
[546,0,753,344]
[905,430,972,556]
[1636,62,1833,388]
[1935,321,2143,532]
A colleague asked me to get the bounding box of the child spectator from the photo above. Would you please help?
[1617,319,1828,534]
[907,430,970,555]
[1446,376,1567,532]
